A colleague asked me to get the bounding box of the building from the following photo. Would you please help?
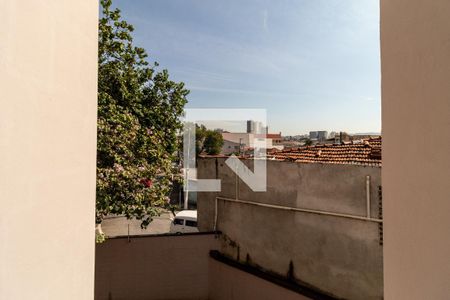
[309,131,318,139]
[309,131,328,142]
[279,140,304,149]
[265,133,283,145]
[221,138,242,155]
[221,132,276,154]
[246,120,268,134]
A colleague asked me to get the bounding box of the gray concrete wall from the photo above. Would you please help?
[197,157,383,300]
[95,234,219,300]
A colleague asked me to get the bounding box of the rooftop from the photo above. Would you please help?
[268,137,381,167]
[255,133,282,139]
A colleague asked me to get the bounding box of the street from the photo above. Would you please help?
[101,211,173,237]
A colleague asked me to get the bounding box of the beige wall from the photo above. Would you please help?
[95,234,315,300]
[381,0,450,299]
[209,258,311,300]
[95,234,219,300]
[0,1,98,299]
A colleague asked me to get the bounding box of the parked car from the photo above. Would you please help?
[170,210,199,234]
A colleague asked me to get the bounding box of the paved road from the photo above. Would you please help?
[101,211,173,237]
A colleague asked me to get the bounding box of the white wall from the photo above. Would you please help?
[381,0,450,299]
[221,132,274,153]
[222,133,253,147]
[0,1,98,299]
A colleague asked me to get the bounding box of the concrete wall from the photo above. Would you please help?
[209,258,311,300]
[96,233,316,300]
[95,234,219,300]
[0,1,98,300]
[197,157,383,300]
[381,0,450,299]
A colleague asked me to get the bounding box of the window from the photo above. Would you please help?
[173,218,184,225]
[185,220,197,227]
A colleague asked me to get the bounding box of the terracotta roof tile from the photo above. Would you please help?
[254,133,282,139]
[268,137,382,167]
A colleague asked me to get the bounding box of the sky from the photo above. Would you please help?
[112,0,380,135]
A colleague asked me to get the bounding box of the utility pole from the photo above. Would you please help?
[184,126,190,210]
[239,138,243,156]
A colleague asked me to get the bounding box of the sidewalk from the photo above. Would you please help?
[102,211,174,237]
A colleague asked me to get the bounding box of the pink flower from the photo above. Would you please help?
[114,164,124,172]
[140,178,153,188]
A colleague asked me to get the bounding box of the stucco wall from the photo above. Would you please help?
[381,0,450,299]
[197,157,383,300]
[95,234,220,300]
[96,233,319,300]
[0,1,98,299]
[209,257,311,300]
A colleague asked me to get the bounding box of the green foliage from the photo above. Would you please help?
[96,231,107,243]
[97,0,188,228]
[204,131,224,155]
[195,125,224,155]
[195,124,207,155]
[304,138,313,146]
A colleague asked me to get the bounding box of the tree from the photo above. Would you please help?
[304,138,313,146]
[204,131,224,155]
[195,124,207,155]
[96,0,189,229]
[195,125,224,155]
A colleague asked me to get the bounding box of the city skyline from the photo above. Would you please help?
[196,120,380,136]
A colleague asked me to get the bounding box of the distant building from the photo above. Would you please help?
[351,134,381,141]
[220,132,283,154]
[246,120,267,134]
[309,131,318,139]
[279,140,303,149]
[257,132,283,151]
[265,133,282,145]
[284,134,309,141]
[221,139,242,155]
[309,131,328,142]
[246,120,254,133]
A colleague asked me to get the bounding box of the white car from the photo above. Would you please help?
[170,210,199,234]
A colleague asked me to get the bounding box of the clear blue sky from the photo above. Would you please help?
[112,0,380,135]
